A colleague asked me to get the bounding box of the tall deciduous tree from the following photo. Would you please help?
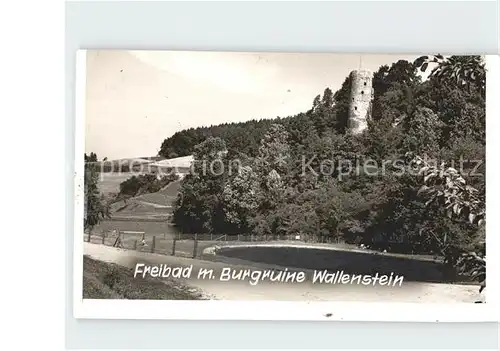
[84,152,98,163]
[173,137,228,233]
[408,153,486,291]
[222,166,259,233]
[84,164,109,233]
[414,55,485,97]
[401,107,442,156]
[411,54,486,292]
[255,123,291,179]
[372,60,421,122]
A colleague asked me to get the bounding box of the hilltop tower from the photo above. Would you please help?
[348,69,374,134]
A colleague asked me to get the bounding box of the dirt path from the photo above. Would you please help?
[83,242,483,303]
[134,200,172,208]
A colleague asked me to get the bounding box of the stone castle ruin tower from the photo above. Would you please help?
[348,69,374,134]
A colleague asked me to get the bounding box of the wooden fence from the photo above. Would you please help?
[84,230,345,259]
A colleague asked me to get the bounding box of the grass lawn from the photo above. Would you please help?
[82,255,202,300]
[97,172,137,197]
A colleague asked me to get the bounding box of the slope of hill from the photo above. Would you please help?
[83,255,201,300]
[150,155,193,169]
[133,179,182,207]
[109,179,182,220]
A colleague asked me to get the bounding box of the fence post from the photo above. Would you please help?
[151,236,156,253]
[133,240,137,250]
[192,234,198,258]
[172,238,177,256]
[87,232,91,242]
[237,234,240,241]
[210,233,213,241]
[102,232,105,245]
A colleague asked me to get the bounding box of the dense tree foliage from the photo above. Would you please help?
[158,120,275,159]
[118,172,178,199]
[85,152,98,162]
[173,137,229,233]
[169,55,486,287]
[84,164,110,232]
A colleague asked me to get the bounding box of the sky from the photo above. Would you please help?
[85,50,424,160]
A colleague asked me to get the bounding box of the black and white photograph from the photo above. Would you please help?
[76,50,493,321]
